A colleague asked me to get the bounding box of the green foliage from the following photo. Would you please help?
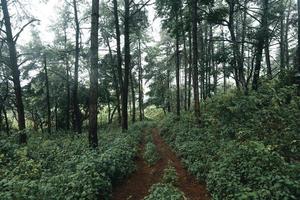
[160,81,300,199]
[0,124,145,199]
[207,141,300,200]
[143,141,160,166]
[144,183,185,200]
[162,164,178,186]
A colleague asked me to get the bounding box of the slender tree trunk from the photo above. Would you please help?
[122,0,130,131]
[175,14,181,117]
[222,28,226,93]
[108,96,111,124]
[227,0,245,90]
[107,40,121,125]
[88,0,99,148]
[138,38,144,121]
[181,15,188,111]
[64,28,71,130]
[1,0,26,143]
[188,27,192,110]
[55,100,58,131]
[253,0,269,90]
[285,0,292,68]
[130,72,136,123]
[192,0,200,119]
[3,106,9,135]
[113,0,124,124]
[167,69,171,112]
[72,0,81,133]
[280,11,285,70]
[43,55,51,134]
[265,42,272,79]
[297,0,300,73]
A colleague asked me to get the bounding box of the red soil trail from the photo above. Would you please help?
[111,128,210,200]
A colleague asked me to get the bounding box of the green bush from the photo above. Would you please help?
[162,165,178,186]
[144,183,185,200]
[207,141,300,199]
[0,123,145,200]
[143,141,160,166]
[159,81,300,199]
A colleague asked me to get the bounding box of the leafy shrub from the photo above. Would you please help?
[143,141,160,166]
[207,141,300,200]
[162,165,178,186]
[144,183,185,200]
[0,123,145,199]
[159,81,300,199]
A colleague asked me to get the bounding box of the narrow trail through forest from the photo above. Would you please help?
[111,128,209,200]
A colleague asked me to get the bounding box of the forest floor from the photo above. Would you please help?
[111,128,210,200]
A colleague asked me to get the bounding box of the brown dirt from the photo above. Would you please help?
[111,128,210,200]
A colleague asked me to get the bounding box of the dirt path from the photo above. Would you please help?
[111,128,209,200]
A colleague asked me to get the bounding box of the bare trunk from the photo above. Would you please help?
[72,0,81,133]
[175,13,181,117]
[130,73,136,123]
[188,26,192,110]
[88,0,99,148]
[43,55,51,134]
[122,0,130,131]
[192,0,200,119]
[64,28,71,130]
[138,38,144,121]
[1,0,26,143]
[253,0,269,90]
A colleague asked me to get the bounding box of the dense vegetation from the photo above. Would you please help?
[160,77,300,199]
[0,0,300,199]
[0,123,147,199]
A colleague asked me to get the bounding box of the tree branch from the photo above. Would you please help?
[13,19,39,42]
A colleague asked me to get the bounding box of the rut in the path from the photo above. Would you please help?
[111,128,209,200]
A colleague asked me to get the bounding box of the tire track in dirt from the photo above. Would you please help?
[111,128,209,200]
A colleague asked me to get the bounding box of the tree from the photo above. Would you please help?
[88,0,99,148]
[43,54,51,134]
[191,0,200,119]
[72,0,82,133]
[1,0,34,143]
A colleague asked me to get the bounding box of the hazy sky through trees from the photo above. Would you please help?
[19,0,161,47]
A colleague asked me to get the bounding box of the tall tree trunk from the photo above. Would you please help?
[130,72,136,123]
[3,106,9,135]
[64,27,71,130]
[88,0,99,148]
[43,55,51,134]
[297,0,300,73]
[181,14,188,111]
[138,38,144,121]
[192,0,200,119]
[167,69,171,112]
[1,0,26,143]
[252,0,269,90]
[227,0,245,90]
[188,26,192,110]
[107,39,121,125]
[72,0,82,133]
[113,0,124,124]
[222,28,226,93]
[55,100,58,131]
[175,14,181,117]
[108,96,111,124]
[285,0,292,68]
[122,0,130,131]
[265,41,272,79]
[280,11,285,70]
